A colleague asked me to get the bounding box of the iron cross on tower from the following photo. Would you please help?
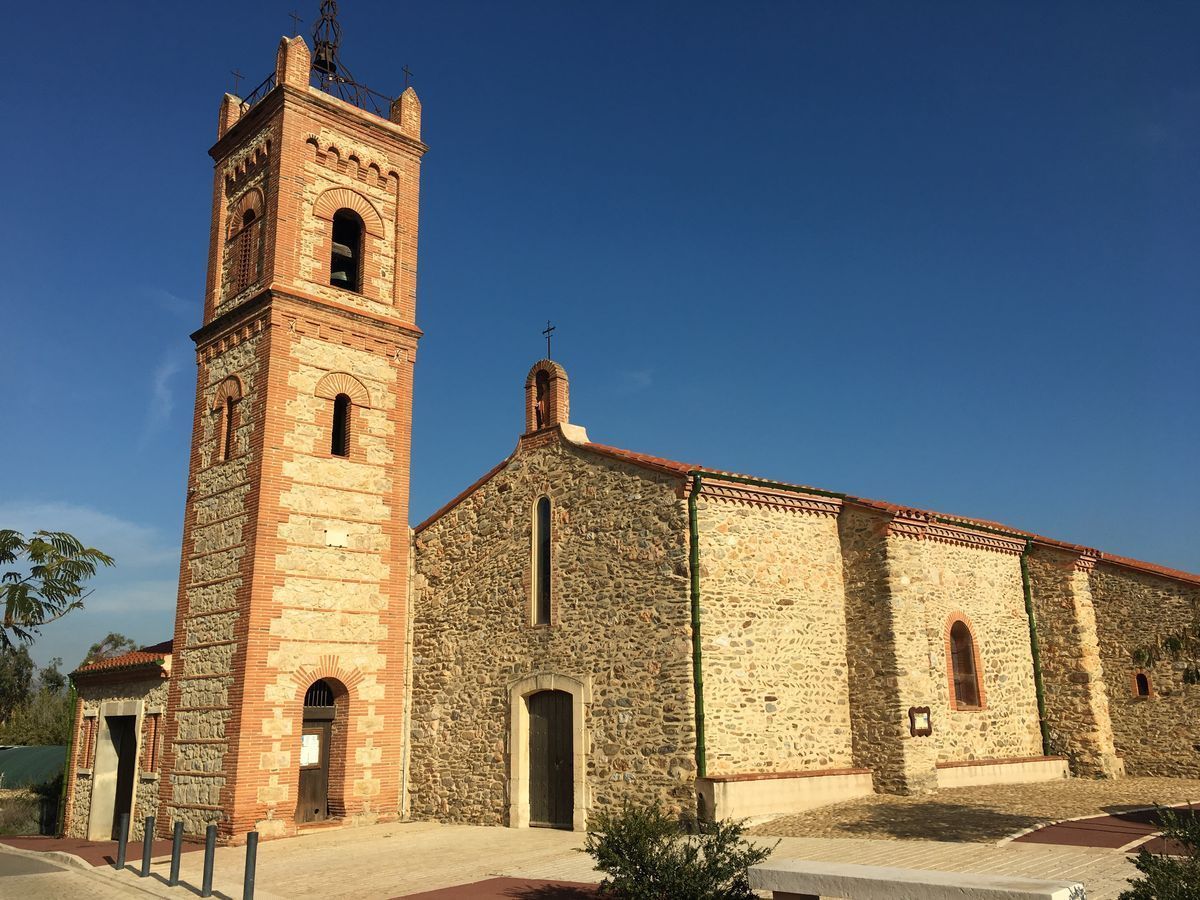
[543,321,556,358]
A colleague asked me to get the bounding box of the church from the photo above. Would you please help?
[61,25,1200,845]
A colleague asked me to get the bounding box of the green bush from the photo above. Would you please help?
[1119,805,1200,900]
[582,802,776,900]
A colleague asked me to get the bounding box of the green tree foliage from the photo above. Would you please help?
[37,658,67,695]
[1119,806,1200,900]
[0,530,113,651]
[0,657,72,745]
[0,646,34,723]
[583,802,776,900]
[82,632,138,667]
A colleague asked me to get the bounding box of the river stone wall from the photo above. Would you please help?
[838,506,919,792]
[410,434,696,826]
[887,534,1043,764]
[66,675,169,840]
[1025,546,1123,777]
[696,495,854,775]
[1090,563,1200,776]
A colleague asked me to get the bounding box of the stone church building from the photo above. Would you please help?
[62,31,1200,844]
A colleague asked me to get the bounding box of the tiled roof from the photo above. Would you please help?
[73,640,172,677]
[416,429,1200,587]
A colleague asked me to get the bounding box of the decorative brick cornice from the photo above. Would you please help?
[881,507,1024,555]
[695,479,842,517]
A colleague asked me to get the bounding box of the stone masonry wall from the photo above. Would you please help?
[697,493,854,775]
[410,434,696,826]
[67,676,168,840]
[1025,547,1122,777]
[1090,563,1200,776]
[885,535,1043,765]
[160,322,266,837]
[838,506,915,792]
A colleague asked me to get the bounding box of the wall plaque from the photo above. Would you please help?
[909,706,932,737]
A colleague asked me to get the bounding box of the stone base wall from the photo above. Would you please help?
[697,494,854,775]
[1090,563,1200,776]
[410,435,696,827]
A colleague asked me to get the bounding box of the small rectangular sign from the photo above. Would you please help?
[300,732,321,766]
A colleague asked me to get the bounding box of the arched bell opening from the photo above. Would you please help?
[329,209,364,293]
[296,678,349,824]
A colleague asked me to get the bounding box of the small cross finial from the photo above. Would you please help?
[231,69,245,94]
[289,11,302,35]
[542,320,556,359]
[402,65,414,88]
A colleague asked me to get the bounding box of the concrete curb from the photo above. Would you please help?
[0,840,94,871]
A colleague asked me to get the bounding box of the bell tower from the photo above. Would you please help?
[160,15,425,842]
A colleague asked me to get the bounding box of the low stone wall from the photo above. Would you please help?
[697,768,873,821]
[934,756,1069,790]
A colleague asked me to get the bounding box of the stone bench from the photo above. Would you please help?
[748,859,1086,900]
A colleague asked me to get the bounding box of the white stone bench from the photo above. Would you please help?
[749,859,1086,900]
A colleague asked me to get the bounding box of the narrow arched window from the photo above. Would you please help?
[948,620,982,709]
[222,395,237,461]
[534,496,551,625]
[1134,672,1151,697]
[535,370,549,429]
[226,195,263,298]
[330,209,364,293]
[331,393,351,457]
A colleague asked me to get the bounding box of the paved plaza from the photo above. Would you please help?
[0,816,1163,899]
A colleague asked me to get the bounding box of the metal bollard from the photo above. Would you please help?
[140,815,155,877]
[200,823,217,897]
[115,812,130,869]
[168,820,184,886]
[243,831,258,900]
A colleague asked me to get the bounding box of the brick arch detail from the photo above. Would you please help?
[944,611,987,711]
[289,662,366,701]
[210,375,243,411]
[312,187,385,237]
[314,371,372,408]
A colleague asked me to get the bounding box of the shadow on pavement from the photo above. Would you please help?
[834,802,1044,842]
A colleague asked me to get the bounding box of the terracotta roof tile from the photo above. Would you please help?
[73,640,172,676]
[417,430,1200,587]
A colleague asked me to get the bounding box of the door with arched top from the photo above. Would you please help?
[296,680,335,823]
[527,690,573,828]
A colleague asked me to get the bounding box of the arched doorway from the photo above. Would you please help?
[527,690,573,829]
[296,679,338,824]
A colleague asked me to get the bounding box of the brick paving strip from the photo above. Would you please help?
[0,835,205,867]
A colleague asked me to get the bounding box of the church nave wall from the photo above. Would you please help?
[696,497,855,776]
[410,437,696,827]
[884,535,1043,766]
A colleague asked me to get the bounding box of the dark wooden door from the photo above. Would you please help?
[108,716,137,839]
[528,690,573,829]
[295,720,331,823]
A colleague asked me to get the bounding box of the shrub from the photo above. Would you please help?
[1118,805,1200,900]
[582,802,776,900]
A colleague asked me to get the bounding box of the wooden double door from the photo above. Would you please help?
[528,690,573,829]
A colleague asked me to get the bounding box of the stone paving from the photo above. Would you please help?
[750,776,1200,843]
[0,817,1167,899]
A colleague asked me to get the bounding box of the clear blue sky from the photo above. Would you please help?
[2,1,1197,669]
